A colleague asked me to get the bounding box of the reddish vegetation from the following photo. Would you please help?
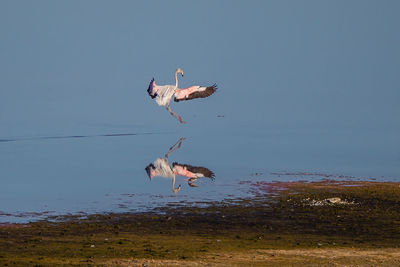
[0,223,27,229]
[270,172,359,179]
[252,179,400,194]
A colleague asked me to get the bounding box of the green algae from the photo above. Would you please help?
[1,180,400,266]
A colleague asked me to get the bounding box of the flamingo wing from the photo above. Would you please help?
[147,78,158,99]
[147,78,176,106]
[172,162,215,179]
[174,84,217,102]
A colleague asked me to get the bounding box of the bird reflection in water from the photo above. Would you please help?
[145,137,215,193]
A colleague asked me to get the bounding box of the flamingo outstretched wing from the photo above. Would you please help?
[172,162,215,179]
[174,84,217,102]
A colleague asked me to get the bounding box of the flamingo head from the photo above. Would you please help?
[176,68,184,77]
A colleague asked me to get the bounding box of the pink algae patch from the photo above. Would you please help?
[0,223,28,229]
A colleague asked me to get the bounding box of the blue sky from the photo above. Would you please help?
[0,0,399,135]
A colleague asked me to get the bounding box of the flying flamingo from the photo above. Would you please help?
[147,68,217,124]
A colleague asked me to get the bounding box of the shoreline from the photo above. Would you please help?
[1,180,400,266]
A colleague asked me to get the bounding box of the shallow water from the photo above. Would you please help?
[1,119,399,223]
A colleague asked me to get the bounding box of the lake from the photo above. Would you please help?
[1,118,399,223]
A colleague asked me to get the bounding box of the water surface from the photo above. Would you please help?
[1,120,399,223]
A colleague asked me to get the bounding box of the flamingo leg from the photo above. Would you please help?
[166,104,186,124]
[165,137,185,159]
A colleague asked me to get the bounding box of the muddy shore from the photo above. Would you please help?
[1,180,400,266]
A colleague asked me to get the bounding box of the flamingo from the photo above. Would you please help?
[147,68,217,124]
[145,137,215,193]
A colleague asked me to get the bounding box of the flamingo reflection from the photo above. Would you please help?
[145,138,215,193]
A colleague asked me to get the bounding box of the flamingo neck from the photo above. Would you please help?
[175,72,179,88]
[172,175,180,193]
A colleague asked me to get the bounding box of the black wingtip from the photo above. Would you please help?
[145,163,155,180]
[147,78,156,99]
